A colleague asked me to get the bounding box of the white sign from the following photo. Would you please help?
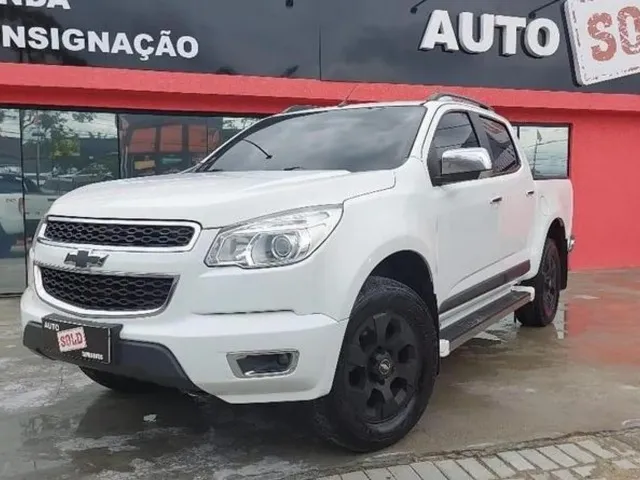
[419,10,561,58]
[565,0,640,85]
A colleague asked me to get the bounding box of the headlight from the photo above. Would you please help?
[204,205,343,268]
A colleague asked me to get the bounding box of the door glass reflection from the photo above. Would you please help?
[18,109,119,290]
[0,109,26,293]
[118,114,261,178]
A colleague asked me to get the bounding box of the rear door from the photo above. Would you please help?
[475,115,536,271]
[424,108,505,311]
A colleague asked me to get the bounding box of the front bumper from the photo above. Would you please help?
[21,287,347,403]
[22,320,200,392]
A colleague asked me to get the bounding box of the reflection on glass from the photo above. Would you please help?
[0,109,26,292]
[119,114,261,178]
[20,109,118,263]
[515,125,570,179]
[22,110,119,198]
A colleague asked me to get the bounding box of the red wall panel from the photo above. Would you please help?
[504,108,640,271]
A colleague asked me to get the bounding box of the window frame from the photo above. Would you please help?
[423,108,486,185]
[475,113,523,178]
[511,122,572,180]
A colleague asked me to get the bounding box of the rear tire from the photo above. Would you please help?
[311,276,438,453]
[516,238,562,328]
[80,367,162,394]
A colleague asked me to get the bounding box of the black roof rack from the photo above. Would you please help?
[427,92,494,111]
[280,105,318,114]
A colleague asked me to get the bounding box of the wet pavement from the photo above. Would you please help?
[1,270,640,479]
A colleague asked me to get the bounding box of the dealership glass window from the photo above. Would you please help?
[0,109,26,293]
[118,114,261,178]
[21,110,119,196]
[513,125,570,179]
[19,108,119,282]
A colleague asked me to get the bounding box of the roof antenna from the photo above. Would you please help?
[338,85,358,107]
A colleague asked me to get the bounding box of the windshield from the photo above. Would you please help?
[195,106,425,173]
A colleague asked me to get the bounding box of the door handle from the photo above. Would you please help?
[526,190,535,197]
[490,196,503,205]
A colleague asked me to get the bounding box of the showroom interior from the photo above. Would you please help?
[1,0,639,293]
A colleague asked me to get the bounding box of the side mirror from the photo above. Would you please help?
[434,147,492,185]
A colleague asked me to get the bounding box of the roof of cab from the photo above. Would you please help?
[277,93,493,116]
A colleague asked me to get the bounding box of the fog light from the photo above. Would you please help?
[227,350,299,378]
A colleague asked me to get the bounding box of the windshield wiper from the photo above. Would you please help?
[241,139,273,159]
[283,166,305,171]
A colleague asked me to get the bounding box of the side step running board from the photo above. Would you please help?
[439,287,534,357]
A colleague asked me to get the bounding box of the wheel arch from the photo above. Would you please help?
[365,250,438,321]
[349,249,440,372]
[547,218,569,290]
[528,217,569,290]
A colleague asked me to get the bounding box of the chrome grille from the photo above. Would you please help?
[43,219,196,248]
[39,267,174,312]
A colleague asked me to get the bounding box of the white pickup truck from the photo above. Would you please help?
[0,173,57,257]
[20,94,574,452]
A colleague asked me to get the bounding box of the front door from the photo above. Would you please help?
[425,109,504,312]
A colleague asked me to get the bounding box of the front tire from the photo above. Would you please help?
[516,237,562,328]
[80,367,162,394]
[311,276,438,453]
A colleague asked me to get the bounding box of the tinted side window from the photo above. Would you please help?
[480,117,520,175]
[427,112,480,178]
[0,175,23,194]
[23,178,42,194]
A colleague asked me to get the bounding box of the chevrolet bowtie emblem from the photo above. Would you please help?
[64,250,109,269]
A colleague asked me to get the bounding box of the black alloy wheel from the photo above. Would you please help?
[515,237,562,328]
[345,312,420,423]
[311,276,438,452]
[541,245,560,318]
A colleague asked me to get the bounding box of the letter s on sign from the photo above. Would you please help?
[587,12,617,61]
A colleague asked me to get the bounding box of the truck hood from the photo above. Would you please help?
[47,170,395,227]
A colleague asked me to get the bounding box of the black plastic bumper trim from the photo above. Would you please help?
[22,321,201,392]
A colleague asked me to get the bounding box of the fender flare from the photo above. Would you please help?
[525,217,568,289]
